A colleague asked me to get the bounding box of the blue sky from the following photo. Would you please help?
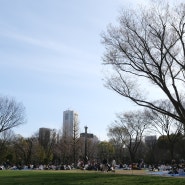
[0,0,177,140]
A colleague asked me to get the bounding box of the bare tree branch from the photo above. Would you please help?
[0,96,26,133]
[102,1,185,126]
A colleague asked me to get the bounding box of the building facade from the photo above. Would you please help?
[39,127,56,147]
[145,135,157,146]
[63,110,79,137]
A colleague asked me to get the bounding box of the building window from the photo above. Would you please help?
[65,113,68,120]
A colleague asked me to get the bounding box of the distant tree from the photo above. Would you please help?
[146,100,183,160]
[0,130,15,163]
[108,111,150,163]
[108,132,124,163]
[0,96,26,133]
[175,134,185,160]
[97,141,115,163]
[26,132,42,164]
[13,135,34,165]
[86,138,99,161]
[78,135,99,164]
[144,138,158,164]
[157,135,171,162]
[60,135,73,165]
[101,1,185,128]
[40,130,57,164]
[72,115,80,166]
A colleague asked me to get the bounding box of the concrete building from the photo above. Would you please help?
[63,110,79,137]
[145,135,157,146]
[39,127,56,147]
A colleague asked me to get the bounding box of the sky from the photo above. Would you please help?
[0,0,181,141]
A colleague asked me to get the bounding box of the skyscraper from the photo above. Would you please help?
[63,110,79,137]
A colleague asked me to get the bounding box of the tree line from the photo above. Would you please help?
[1,107,185,168]
[0,95,184,168]
[108,107,185,166]
[101,0,185,166]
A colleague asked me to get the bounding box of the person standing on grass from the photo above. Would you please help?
[112,159,116,171]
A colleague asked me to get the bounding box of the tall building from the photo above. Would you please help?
[39,127,56,147]
[63,110,79,137]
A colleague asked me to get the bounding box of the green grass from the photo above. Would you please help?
[0,170,185,185]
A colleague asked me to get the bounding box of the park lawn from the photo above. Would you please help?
[0,170,185,185]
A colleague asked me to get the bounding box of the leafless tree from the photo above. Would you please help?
[101,1,185,126]
[146,100,183,160]
[108,110,150,162]
[13,135,34,165]
[59,114,80,165]
[72,116,80,166]
[147,100,183,136]
[0,130,15,163]
[0,96,26,133]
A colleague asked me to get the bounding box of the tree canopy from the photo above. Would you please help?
[102,1,185,126]
[0,96,26,133]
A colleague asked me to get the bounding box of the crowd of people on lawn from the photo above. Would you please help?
[0,158,117,171]
[1,158,185,176]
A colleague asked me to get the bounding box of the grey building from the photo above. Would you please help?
[39,127,53,147]
[63,110,79,137]
[145,135,157,146]
[39,128,56,148]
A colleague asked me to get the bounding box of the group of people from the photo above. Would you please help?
[101,159,116,172]
[77,158,117,172]
[0,158,118,172]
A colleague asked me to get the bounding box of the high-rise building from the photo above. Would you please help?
[63,110,79,137]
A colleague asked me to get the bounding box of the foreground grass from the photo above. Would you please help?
[0,170,185,185]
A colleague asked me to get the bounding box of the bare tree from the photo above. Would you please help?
[101,1,185,126]
[72,116,80,166]
[108,110,149,163]
[0,130,15,163]
[146,100,183,160]
[0,96,26,133]
[13,135,34,165]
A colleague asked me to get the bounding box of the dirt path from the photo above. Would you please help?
[115,169,147,175]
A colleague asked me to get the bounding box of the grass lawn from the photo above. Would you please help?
[0,170,185,185]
